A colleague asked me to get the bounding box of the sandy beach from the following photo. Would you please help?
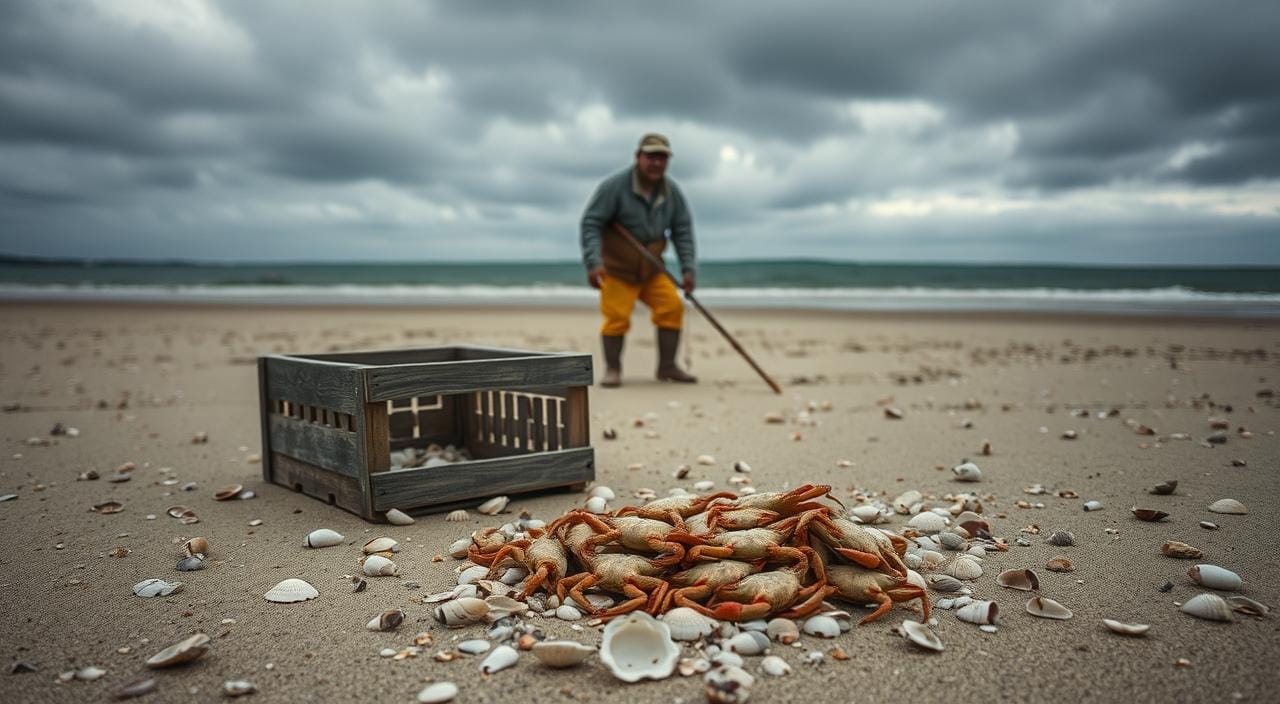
[1,301,1277,703]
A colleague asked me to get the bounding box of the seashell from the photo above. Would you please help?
[457,640,491,654]
[996,569,1040,592]
[1149,480,1178,495]
[457,565,488,585]
[362,555,399,576]
[765,618,800,644]
[696,454,716,466]
[705,665,755,703]
[1200,521,1219,530]
[183,537,209,558]
[385,508,415,525]
[711,651,745,669]
[448,537,471,559]
[145,633,211,668]
[304,528,344,548]
[944,555,983,581]
[1045,557,1074,573]
[733,460,752,473]
[133,578,184,598]
[1188,564,1242,591]
[884,406,904,419]
[678,657,713,676]
[497,567,527,586]
[590,485,617,501]
[899,621,944,652]
[693,480,716,492]
[115,677,157,698]
[760,655,792,676]
[434,597,490,626]
[724,631,769,656]
[599,612,680,682]
[951,462,982,482]
[663,607,717,641]
[485,595,527,619]
[893,490,922,514]
[1227,596,1270,618]
[1181,593,1235,622]
[479,645,518,674]
[1026,596,1072,620]
[801,615,840,638]
[363,537,399,554]
[1161,541,1202,559]
[264,578,318,603]
[222,680,257,698]
[937,531,966,551]
[446,510,469,522]
[532,640,594,668]
[367,609,406,632]
[477,496,509,515]
[1047,531,1074,547]
[175,555,206,572]
[1102,619,1150,636]
[585,496,608,514]
[417,681,458,703]
[850,505,885,524]
[956,600,998,625]
[213,484,243,501]
[75,666,107,681]
[927,574,965,593]
[556,604,583,621]
[907,511,948,534]
[1208,498,1248,515]
[1131,507,1168,522]
[93,500,125,514]
[1082,500,1104,512]
[905,570,927,591]
[739,619,766,632]
[166,505,196,520]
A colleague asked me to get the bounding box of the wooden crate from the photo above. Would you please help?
[257,345,594,522]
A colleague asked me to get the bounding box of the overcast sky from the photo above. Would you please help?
[1,0,1277,265]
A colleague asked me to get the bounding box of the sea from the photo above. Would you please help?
[2,257,1279,318]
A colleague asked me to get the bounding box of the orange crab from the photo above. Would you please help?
[661,558,764,612]
[801,516,910,579]
[546,510,699,567]
[704,483,840,531]
[481,530,569,598]
[825,562,930,624]
[692,546,836,621]
[613,492,737,528]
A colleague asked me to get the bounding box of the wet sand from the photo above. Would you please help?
[1,302,1278,703]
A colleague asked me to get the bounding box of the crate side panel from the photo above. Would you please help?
[364,355,592,402]
[268,415,361,478]
[300,348,461,365]
[270,452,369,519]
[264,357,361,414]
[370,448,594,512]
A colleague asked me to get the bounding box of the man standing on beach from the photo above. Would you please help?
[580,133,698,388]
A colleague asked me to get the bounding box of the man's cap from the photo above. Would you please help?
[637,133,673,155]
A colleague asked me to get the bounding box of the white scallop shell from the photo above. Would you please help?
[133,579,184,598]
[416,681,458,703]
[899,621,944,652]
[362,555,399,577]
[1102,619,1150,636]
[760,655,792,676]
[908,511,949,534]
[479,645,518,674]
[477,496,509,515]
[433,597,490,626]
[951,462,982,482]
[801,615,840,638]
[264,578,317,603]
[145,633,210,668]
[944,555,984,581]
[446,510,469,522]
[1189,564,1242,591]
[1026,596,1072,620]
[662,607,717,641]
[956,600,998,625]
[303,529,344,548]
[1181,593,1235,622]
[1207,498,1248,515]
[599,612,679,682]
[385,508,415,525]
[362,537,399,554]
[531,640,595,668]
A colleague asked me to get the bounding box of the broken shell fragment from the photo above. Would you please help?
[384,508,415,525]
[899,620,944,652]
[956,600,999,625]
[531,640,595,668]
[1047,531,1075,547]
[213,484,243,501]
[448,538,471,559]
[93,500,124,514]
[433,597,490,627]
[599,612,680,682]
[264,578,318,603]
[996,569,1040,591]
[1131,507,1169,522]
[1149,480,1178,495]
[175,555,206,572]
[1228,596,1271,618]
[1188,564,1242,591]
[115,677,158,699]
[304,528,344,548]
[446,510,469,522]
[479,645,518,674]
[367,609,406,632]
[1208,499,1248,515]
[145,633,211,668]
[477,496,509,515]
[1045,557,1074,573]
[1102,619,1150,636]
[133,578,184,598]
[1181,593,1235,622]
[1162,541,1203,559]
[1026,596,1072,620]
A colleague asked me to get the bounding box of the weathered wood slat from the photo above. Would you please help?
[566,387,589,448]
[517,395,531,450]
[502,392,514,447]
[546,399,560,451]
[268,415,360,477]
[371,448,595,511]
[270,453,370,519]
[455,345,555,361]
[257,358,275,484]
[301,348,460,365]
[531,397,545,452]
[264,356,362,414]
[362,355,592,401]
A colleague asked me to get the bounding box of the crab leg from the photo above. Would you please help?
[779,584,838,619]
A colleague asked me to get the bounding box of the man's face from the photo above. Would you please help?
[636,150,669,183]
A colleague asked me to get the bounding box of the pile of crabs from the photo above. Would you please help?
[466,483,948,624]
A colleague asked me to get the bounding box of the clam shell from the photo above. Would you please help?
[944,555,984,581]
[363,537,399,554]
[927,574,965,593]
[724,631,769,656]
[175,555,206,572]
[801,615,840,638]
[477,496,509,515]
[457,640,491,654]
[183,537,209,558]
[1161,541,1202,559]
[937,532,966,551]
[1149,480,1178,495]
[1026,596,1072,620]
[384,508,415,525]
[133,578,184,598]
[1131,507,1168,522]
[417,682,459,703]
[304,528,344,548]
[850,505,885,524]
[996,569,1040,591]
[908,511,949,534]
[532,640,595,668]
[446,510,469,522]
[1181,593,1235,622]
[213,484,243,501]
[760,655,792,676]
[264,578,318,603]
[1047,531,1074,547]
[951,462,982,482]
[367,609,406,632]
[590,485,617,500]
[1208,499,1248,515]
[599,612,680,682]
[765,618,800,644]
[663,607,718,641]
[479,645,518,674]
[433,597,490,627]
[145,633,210,668]
[585,496,608,513]
[955,600,998,625]
[362,555,399,576]
[448,537,471,559]
[1102,619,1150,636]
[1188,564,1242,591]
[899,621,944,652]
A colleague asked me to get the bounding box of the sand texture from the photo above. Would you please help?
[1,303,1278,703]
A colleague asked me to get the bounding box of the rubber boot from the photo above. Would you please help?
[601,335,624,388]
[655,328,697,383]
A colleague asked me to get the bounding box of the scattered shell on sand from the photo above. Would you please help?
[304,528,344,548]
[166,505,199,524]
[363,537,399,554]
[133,579,184,598]
[457,640,491,655]
[176,555,206,572]
[951,462,982,482]
[801,615,841,638]
[1131,507,1169,522]
[1102,619,1150,636]
[899,621,944,652]
[1026,596,1073,620]
[477,496,509,515]
[1162,541,1203,559]
[997,569,1040,591]
[446,510,469,522]
[1200,521,1219,530]
[927,574,966,593]
[1188,564,1242,591]
[367,609,406,632]
[223,680,257,697]
[585,496,608,513]
[448,538,471,559]
[908,511,949,534]
[696,454,716,466]
[1181,593,1235,622]
[264,578,318,603]
[480,645,519,674]
[725,631,769,656]
[417,682,459,703]
[944,555,984,581]
[705,665,755,703]
[183,537,209,558]
[599,612,680,682]
[956,600,999,625]
[385,508,415,525]
[74,666,106,681]
[1083,500,1104,512]
[434,597,490,627]
[1047,531,1075,547]
[1045,557,1074,573]
[1208,499,1248,515]
[93,501,124,514]
[662,607,717,641]
[1228,596,1271,618]
[733,461,752,473]
[213,484,243,501]
[114,677,157,699]
[1149,480,1178,495]
[760,655,793,676]
[532,640,594,668]
[362,555,399,576]
[145,633,211,668]
[765,618,800,644]
[884,406,904,419]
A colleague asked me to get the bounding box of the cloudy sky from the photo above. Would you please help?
[1,0,1277,265]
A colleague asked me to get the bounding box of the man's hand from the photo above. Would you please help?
[587,266,607,289]
[682,270,696,295]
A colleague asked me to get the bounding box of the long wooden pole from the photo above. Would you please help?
[610,223,783,395]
